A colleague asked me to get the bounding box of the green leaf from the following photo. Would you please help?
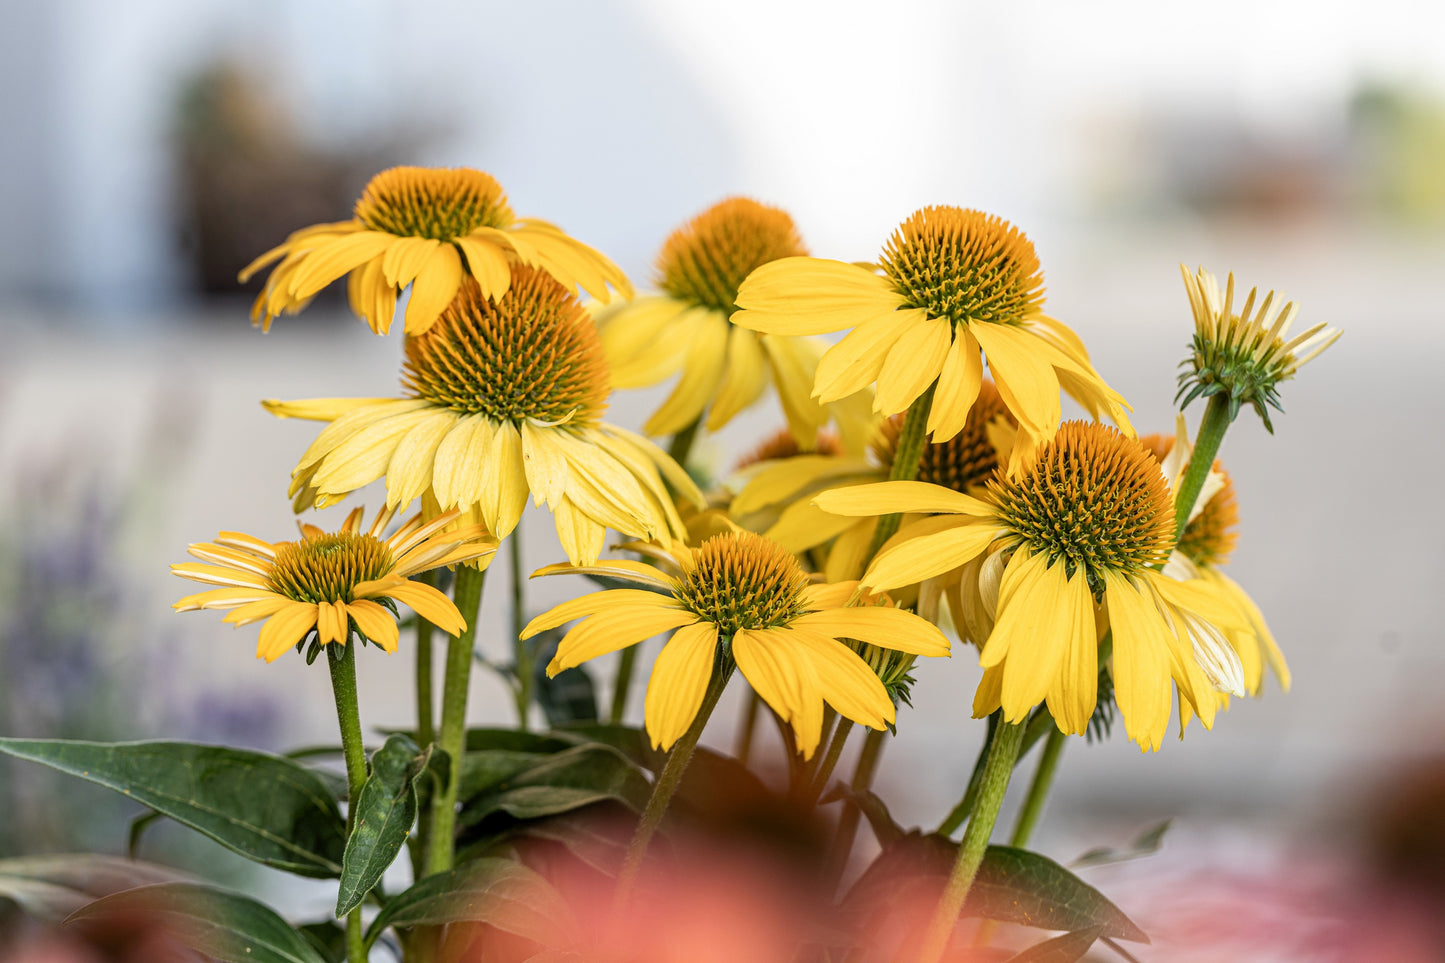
[66,881,328,963]
[459,743,649,827]
[0,738,346,878]
[1005,926,1107,962]
[847,834,1147,943]
[0,855,180,922]
[364,857,574,951]
[336,734,431,916]
[459,749,555,800]
[1072,820,1171,868]
[297,920,347,963]
[532,645,600,727]
[464,728,576,753]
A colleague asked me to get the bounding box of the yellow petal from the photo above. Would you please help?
[453,234,512,300]
[174,587,275,612]
[733,627,824,759]
[643,311,729,437]
[359,579,466,636]
[758,334,828,442]
[403,243,464,335]
[873,316,952,416]
[553,496,606,566]
[307,409,439,499]
[643,622,720,750]
[733,258,904,335]
[381,236,440,288]
[971,322,1062,437]
[732,457,873,516]
[385,410,460,508]
[222,596,293,627]
[524,589,681,638]
[813,312,921,404]
[764,498,861,553]
[598,298,691,387]
[317,600,348,646]
[530,559,672,589]
[706,325,770,431]
[1043,575,1099,737]
[785,626,894,729]
[170,563,270,591]
[792,606,950,658]
[347,599,400,653]
[988,557,1091,725]
[550,605,698,672]
[927,327,984,442]
[520,422,570,508]
[430,414,490,510]
[288,232,396,300]
[491,421,529,539]
[813,480,992,518]
[257,601,319,662]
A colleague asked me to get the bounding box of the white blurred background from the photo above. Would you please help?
[3,1,1444,956]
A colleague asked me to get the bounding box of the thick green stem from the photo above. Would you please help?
[423,564,486,877]
[327,641,368,963]
[609,644,638,725]
[667,416,702,469]
[734,689,761,767]
[802,717,854,809]
[823,727,887,889]
[866,384,936,557]
[614,659,732,905]
[1008,727,1065,848]
[415,571,437,749]
[509,532,531,730]
[937,711,999,837]
[917,719,1025,963]
[1172,393,1232,542]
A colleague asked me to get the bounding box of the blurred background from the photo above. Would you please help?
[2,0,1444,957]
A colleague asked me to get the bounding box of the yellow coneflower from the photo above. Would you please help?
[596,197,872,452]
[731,381,1015,582]
[732,207,1132,453]
[240,166,632,336]
[816,421,1249,752]
[264,265,701,566]
[1177,265,1340,431]
[1144,426,1290,699]
[172,505,496,662]
[521,531,950,757]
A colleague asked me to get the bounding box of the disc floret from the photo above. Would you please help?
[657,198,808,314]
[988,421,1174,593]
[270,532,393,604]
[673,531,810,636]
[355,166,514,240]
[881,207,1045,329]
[402,268,610,426]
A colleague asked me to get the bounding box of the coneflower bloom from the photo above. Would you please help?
[1177,265,1340,431]
[172,506,496,662]
[816,421,1247,751]
[522,531,950,757]
[732,207,1131,454]
[597,197,871,451]
[731,380,1015,582]
[265,266,701,566]
[240,166,631,335]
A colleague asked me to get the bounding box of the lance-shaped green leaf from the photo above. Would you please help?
[0,738,346,878]
[1005,925,1107,962]
[335,734,432,916]
[458,743,649,827]
[364,857,574,951]
[1072,820,1171,868]
[847,832,1147,943]
[66,881,329,963]
[0,855,181,922]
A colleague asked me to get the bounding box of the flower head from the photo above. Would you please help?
[172,505,496,662]
[265,265,700,565]
[816,422,1249,751]
[523,531,950,756]
[732,206,1131,453]
[240,166,631,335]
[1177,265,1340,431]
[598,198,872,452]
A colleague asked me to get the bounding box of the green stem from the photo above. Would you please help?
[802,717,854,809]
[509,531,531,731]
[937,711,999,837]
[423,564,486,877]
[734,690,761,767]
[615,658,732,905]
[415,571,436,749]
[916,719,1025,963]
[667,416,702,468]
[327,641,368,963]
[823,727,887,890]
[609,644,638,725]
[1172,393,1232,543]
[866,383,936,557]
[1008,728,1065,848]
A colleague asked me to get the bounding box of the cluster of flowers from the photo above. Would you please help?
[168,165,1338,961]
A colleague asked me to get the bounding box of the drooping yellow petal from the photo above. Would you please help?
[598,298,692,387]
[812,311,923,404]
[643,311,730,436]
[1043,573,1099,737]
[732,457,873,516]
[764,498,863,553]
[381,236,441,289]
[347,599,400,653]
[793,606,951,658]
[549,605,698,673]
[257,601,319,662]
[596,424,706,510]
[403,243,464,334]
[733,257,905,335]
[758,334,829,444]
[1102,572,1173,751]
[430,414,490,510]
[385,410,460,508]
[491,421,530,538]
[813,480,992,518]
[733,627,824,758]
[971,322,1063,438]
[453,234,512,301]
[288,232,396,300]
[316,599,348,646]
[972,664,1004,718]
[552,496,607,566]
[222,596,293,627]
[927,328,984,442]
[357,579,465,636]
[707,325,770,430]
[822,517,878,583]
[643,622,720,750]
[1214,570,1289,692]
[785,626,895,729]
[306,408,438,498]
[874,315,952,416]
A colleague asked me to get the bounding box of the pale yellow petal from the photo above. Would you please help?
[358,579,465,636]
[346,599,400,653]
[523,590,681,638]
[971,322,1063,437]
[549,605,698,672]
[758,334,829,442]
[643,312,730,437]
[815,480,993,518]
[734,257,905,335]
[385,410,460,508]
[381,236,441,288]
[552,496,607,566]
[520,421,570,508]
[706,325,770,431]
